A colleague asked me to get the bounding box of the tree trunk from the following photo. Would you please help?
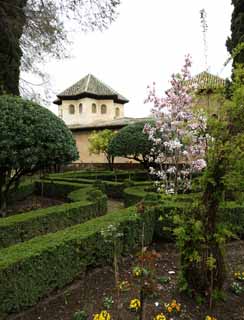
[0,0,27,95]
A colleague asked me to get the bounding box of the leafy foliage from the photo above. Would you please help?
[0,95,78,213]
[108,121,154,168]
[0,206,154,313]
[174,63,244,300]
[226,0,244,65]
[89,129,116,169]
[0,182,107,249]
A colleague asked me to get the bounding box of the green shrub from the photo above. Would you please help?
[72,310,88,320]
[0,183,107,248]
[47,170,148,182]
[0,95,78,212]
[8,181,35,203]
[35,180,87,199]
[123,186,149,207]
[219,202,244,237]
[0,206,156,313]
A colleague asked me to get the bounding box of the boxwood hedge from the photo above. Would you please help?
[0,206,156,313]
[0,182,107,249]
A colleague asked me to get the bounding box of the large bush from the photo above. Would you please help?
[0,95,79,214]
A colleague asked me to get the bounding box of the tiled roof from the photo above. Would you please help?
[56,74,129,104]
[187,71,225,91]
[68,117,152,130]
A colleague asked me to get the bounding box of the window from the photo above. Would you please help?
[69,104,75,114]
[115,107,120,117]
[92,103,97,113]
[101,104,107,114]
[59,107,63,119]
[79,103,83,114]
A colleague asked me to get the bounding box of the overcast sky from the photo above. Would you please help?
[45,0,233,117]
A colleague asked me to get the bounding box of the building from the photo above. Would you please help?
[54,71,226,165]
[54,74,146,165]
[188,71,226,116]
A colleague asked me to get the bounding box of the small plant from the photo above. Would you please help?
[205,316,217,320]
[157,275,170,285]
[153,313,167,320]
[231,281,244,295]
[132,266,143,277]
[165,299,181,314]
[93,310,111,320]
[234,271,244,281]
[129,298,141,312]
[63,290,71,305]
[195,295,206,305]
[119,280,130,292]
[103,296,114,309]
[101,224,123,318]
[72,310,88,320]
[211,289,226,302]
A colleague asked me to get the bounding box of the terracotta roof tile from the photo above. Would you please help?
[187,71,225,91]
[57,74,129,103]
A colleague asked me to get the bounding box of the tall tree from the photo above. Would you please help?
[226,0,244,65]
[0,0,121,95]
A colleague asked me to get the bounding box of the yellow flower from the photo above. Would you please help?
[205,316,217,320]
[93,311,111,320]
[132,267,142,277]
[175,304,181,312]
[153,313,167,320]
[101,311,111,320]
[167,306,173,313]
[129,298,141,311]
[119,280,130,291]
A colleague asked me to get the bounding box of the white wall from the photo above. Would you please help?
[58,97,124,126]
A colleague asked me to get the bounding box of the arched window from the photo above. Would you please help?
[79,103,83,114]
[92,103,97,113]
[101,104,107,114]
[115,107,120,117]
[69,104,75,114]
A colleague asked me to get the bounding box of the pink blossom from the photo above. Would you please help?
[144,55,208,194]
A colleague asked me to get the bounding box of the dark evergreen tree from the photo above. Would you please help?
[226,0,244,65]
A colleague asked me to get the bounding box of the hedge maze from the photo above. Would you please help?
[0,170,244,314]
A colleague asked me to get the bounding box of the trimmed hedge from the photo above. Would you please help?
[43,176,126,199]
[0,183,107,249]
[219,202,244,237]
[123,185,244,239]
[123,185,155,207]
[0,206,156,313]
[8,181,35,203]
[35,180,88,199]
[48,170,149,182]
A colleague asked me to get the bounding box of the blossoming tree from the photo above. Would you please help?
[144,54,244,301]
[144,55,208,194]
